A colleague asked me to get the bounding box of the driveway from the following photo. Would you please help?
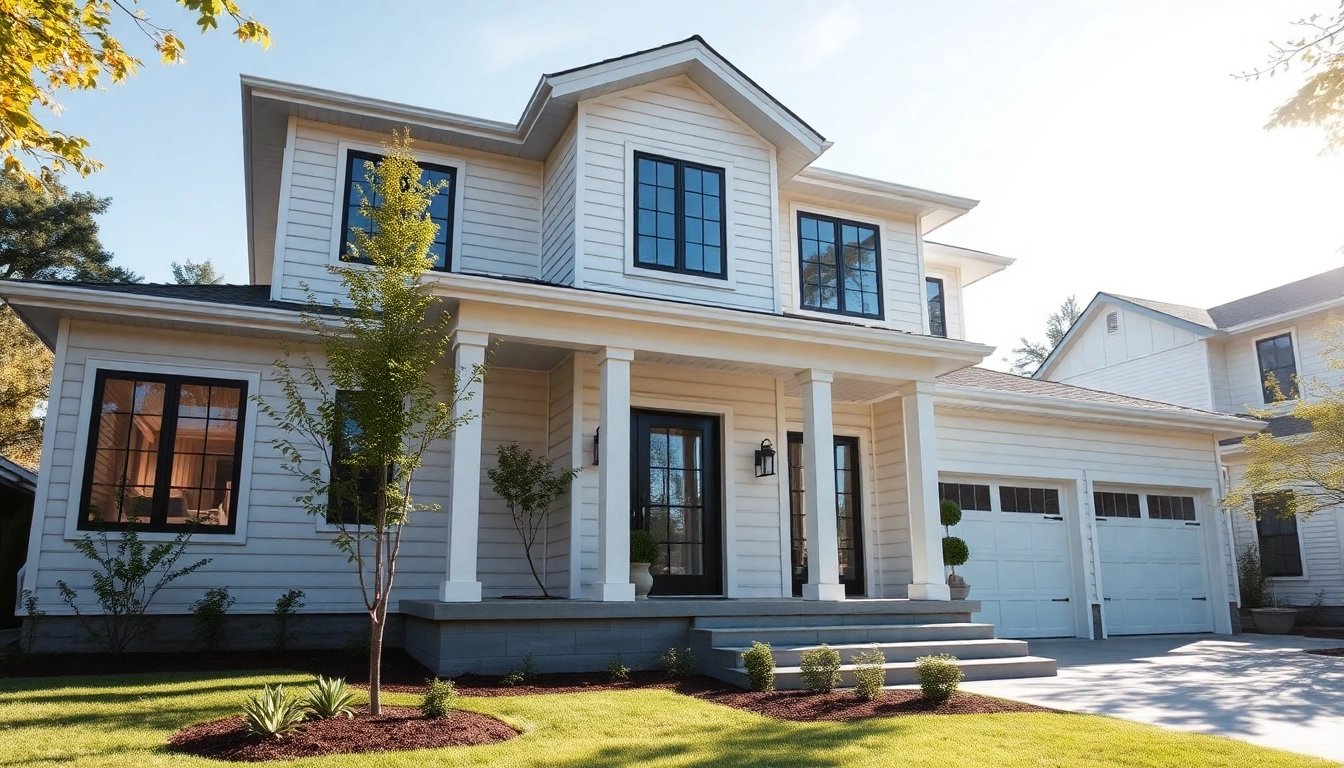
[962,634,1344,764]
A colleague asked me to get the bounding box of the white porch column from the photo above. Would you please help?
[900,380,951,600]
[440,330,489,602]
[590,347,636,601]
[798,369,845,601]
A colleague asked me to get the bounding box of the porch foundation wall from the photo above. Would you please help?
[23,613,404,654]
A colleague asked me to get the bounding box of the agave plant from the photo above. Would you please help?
[242,684,307,739]
[303,675,360,720]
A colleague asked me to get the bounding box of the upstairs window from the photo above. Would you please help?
[633,152,726,278]
[798,212,882,319]
[926,277,947,337]
[79,370,246,533]
[1255,333,1299,403]
[340,149,456,271]
[1254,492,1302,577]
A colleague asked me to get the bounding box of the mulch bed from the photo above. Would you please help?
[1305,647,1344,658]
[167,706,516,762]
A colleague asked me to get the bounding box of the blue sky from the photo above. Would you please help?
[50,0,1344,367]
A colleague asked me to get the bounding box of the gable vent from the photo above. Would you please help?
[1106,312,1119,334]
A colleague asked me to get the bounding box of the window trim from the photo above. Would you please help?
[328,141,466,274]
[926,277,947,338]
[795,210,886,320]
[1251,328,1302,405]
[629,150,730,280]
[67,360,260,543]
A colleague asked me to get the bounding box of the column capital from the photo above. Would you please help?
[795,368,835,386]
[451,329,492,350]
[598,347,636,363]
[896,379,937,398]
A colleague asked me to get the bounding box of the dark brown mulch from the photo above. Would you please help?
[1305,647,1344,658]
[451,669,709,696]
[0,648,434,690]
[166,706,516,762]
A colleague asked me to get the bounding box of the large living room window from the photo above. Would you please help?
[633,152,727,278]
[797,212,882,319]
[340,149,456,271]
[1255,333,1299,403]
[1255,492,1303,577]
[79,370,246,533]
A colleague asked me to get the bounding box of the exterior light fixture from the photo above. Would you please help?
[755,438,776,477]
[593,427,600,466]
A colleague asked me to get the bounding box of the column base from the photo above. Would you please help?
[802,583,847,601]
[585,582,636,602]
[908,582,952,601]
[439,580,482,602]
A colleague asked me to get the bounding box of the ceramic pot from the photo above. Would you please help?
[947,573,971,600]
[630,563,654,600]
[1250,607,1297,634]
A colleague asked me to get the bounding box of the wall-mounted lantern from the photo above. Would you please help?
[754,438,776,478]
[592,427,600,466]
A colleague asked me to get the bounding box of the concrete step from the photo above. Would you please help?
[689,622,997,648]
[704,638,1030,669]
[692,612,973,629]
[712,655,1059,690]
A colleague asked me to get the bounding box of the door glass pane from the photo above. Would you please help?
[646,426,705,577]
[788,434,863,590]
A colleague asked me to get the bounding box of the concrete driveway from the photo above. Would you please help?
[962,634,1344,764]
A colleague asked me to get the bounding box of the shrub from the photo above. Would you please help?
[190,587,235,651]
[242,685,307,739]
[851,646,886,701]
[304,675,359,719]
[270,589,305,652]
[662,646,697,678]
[939,498,963,527]
[942,536,970,570]
[915,654,963,702]
[501,653,538,686]
[798,644,841,694]
[1237,545,1269,609]
[630,530,661,564]
[608,654,630,682]
[19,590,44,654]
[420,678,457,718]
[741,641,774,692]
[488,443,581,596]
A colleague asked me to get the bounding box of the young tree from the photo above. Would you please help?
[171,258,224,285]
[1224,317,1344,519]
[1007,295,1082,376]
[258,132,483,714]
[487,443,580,597]
[1240,2,1344,152]
[3,1,270,190]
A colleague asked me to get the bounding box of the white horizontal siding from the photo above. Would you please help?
[541,121,578,286]
[544,357,575,595]
[1222,313,1344,414]
[872,397,910,597]
[578,78,777,312]
[1058,342,1213,410]
[1052,305,1203,379]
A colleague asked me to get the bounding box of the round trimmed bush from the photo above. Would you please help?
[630,529,661,564]
[942,536,970,568]
[741,641,775,692]
[939,498,963,528]
[798,644,841,694]
[915,654,963,702]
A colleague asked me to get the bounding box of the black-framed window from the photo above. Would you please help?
[327,390,390,526]
[79,370,246,533]
[633,152,726,278]
[1094,491,1141,519]
[1255,333,1299,403]
[938,482,992,512]
[1147,495,1196,522]
[999,486,1061,515]
[1255,492,1303,577]
[340,150,456,271]
[926,277,947,338]
[798,212,882,319]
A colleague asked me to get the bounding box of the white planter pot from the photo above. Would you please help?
[630,563,654,600]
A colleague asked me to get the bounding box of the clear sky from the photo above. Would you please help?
[49,0,1344,370]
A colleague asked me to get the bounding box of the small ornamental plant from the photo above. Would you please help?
[303,676,359,720]
[608,654,631,682]
[662,646,697,678]
[851,646,886,701]
[798,644,841,694]
[242,685,307,739]
[420,678,457,719]
[488,443,580,596]
[189,587,235,651]
[270,589,305,652]
[630,529,661,565]
[741,641,774,692]
[502,653,538,687]
[915,654,963,703]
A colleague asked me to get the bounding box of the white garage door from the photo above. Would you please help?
[945,482,1076,639]
[1096,492,1214,635]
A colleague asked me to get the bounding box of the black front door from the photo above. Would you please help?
[632,410,722,596]
[788,433,865,597]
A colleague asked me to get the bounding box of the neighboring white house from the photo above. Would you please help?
[2,38,1261,677]
[1035,268,1344,612]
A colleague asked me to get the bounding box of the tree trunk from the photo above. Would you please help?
[368,609,384,715]
[523,540,549,597]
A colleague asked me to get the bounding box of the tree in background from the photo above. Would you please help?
[171,258,224,285]
[1224,317,1344,520]
[1007,295,1082,376]
[259,133,484,714]
[2,1,270,190]
[1240,2,1344,151]
[0,306,49,468]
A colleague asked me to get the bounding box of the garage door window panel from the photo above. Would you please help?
[1147,495,1196,522]
[1094,491,1140,519]
[938,482,991,511]
[999,486,1060,515]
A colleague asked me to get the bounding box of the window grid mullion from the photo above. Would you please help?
[150,379,182,529]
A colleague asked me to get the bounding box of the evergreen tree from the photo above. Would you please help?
[1008,295,1082,376]
[171,259,224,285]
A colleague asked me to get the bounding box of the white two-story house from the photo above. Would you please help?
[1035,268,1344,615]
[4,38,1260,680]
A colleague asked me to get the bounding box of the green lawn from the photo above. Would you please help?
[0,671,1337,768]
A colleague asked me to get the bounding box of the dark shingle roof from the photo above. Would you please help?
[1206,266,1344,328]
[1218,414,1306,445]
[939,366,1241,418]
[1107,294,1216,330]
[5,281,328,314]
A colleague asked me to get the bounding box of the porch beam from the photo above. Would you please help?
[798,369,845,601]
[440,330,489,602]
[900,380,951,600]
[589,347,636,601]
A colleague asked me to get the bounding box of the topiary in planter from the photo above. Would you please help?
[798,644,841,694]
[630,530,661,565]
[942,537,970,570]
[939,499,963,528]
[940,498,971,598]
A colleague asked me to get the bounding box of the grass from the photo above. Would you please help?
[0,671,1338,768]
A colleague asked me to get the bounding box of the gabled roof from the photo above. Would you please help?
[1106,294,1216,330]
[1206,266,1344,329]
[941,366,1227,417]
